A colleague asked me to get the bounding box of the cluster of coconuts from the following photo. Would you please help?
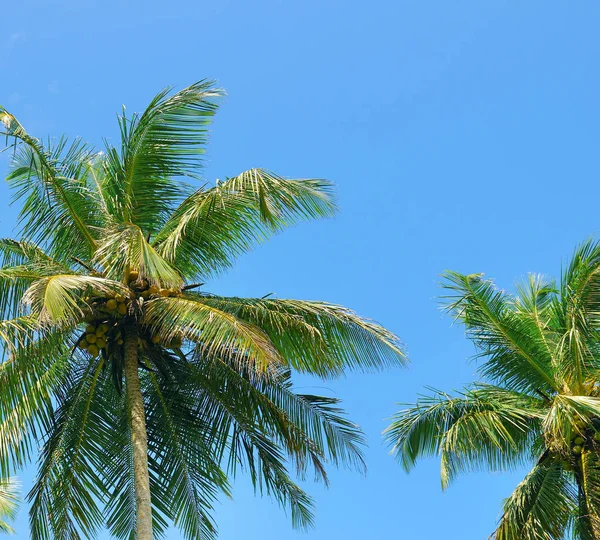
[77,270,184,357]
[571,418,600,455]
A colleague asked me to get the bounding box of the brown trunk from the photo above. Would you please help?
[576,453,599,540]
[124,324,153,540]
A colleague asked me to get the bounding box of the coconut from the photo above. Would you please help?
[594,432,600,443]
[99,323,111,334]
[159,289,170,297]
[148,285,159,295]
[78,338,89,350]
[96,337,107,349]
[118,302,128,315]
[87,344,100,357]
[85,324,96,334]
[117,337,124,345]
[106,299,118,311]
[86,333,98,344]
[574,437,585,445]
[128,270,139,282]
[573,445,583,454]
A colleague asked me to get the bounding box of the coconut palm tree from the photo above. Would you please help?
[385,241,600,540]
[0,478,18,534]
[0,81,405,540]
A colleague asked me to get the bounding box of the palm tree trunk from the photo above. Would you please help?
[124,325,153,540]
[575,455,598,540]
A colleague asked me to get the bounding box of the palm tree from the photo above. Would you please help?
[0,478,18,534]
[0,81,405,540]
[385,241,600,540]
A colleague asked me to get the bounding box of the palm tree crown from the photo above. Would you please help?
[385,242,600,540]
[0,81,405,539]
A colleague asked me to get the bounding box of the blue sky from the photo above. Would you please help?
[1,1,599,538]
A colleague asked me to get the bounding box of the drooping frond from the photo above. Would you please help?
[142,296,284,373]
[492,457,575,540]
[100,80,222,234]
[141,361,228,540]
[0,327,72,478]
[384,385,543,488]
[182,294,405,376]
[153,169,336,279]
[29,356,110,540]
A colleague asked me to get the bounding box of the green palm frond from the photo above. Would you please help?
[22,274,129,324]
[0,110,101,260]
[93,222,183,287]
[442,271,559,394]
[0,329,72,478]
[385,385,542,485]
[186,295,405,375]
[143,296,284,372]
[0,477,19,534]
[101,80,222,233]
[0,239,71,320]
[29,356,109,540]
[142,364,228,540]
[492,457,575,540]
[154,169,336,279]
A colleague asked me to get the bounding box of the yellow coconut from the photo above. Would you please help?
[87,344,100,357]
[118,303,128,315]
[85,324,96,334]
[106,299,118,311]
[86,333,98,344]
[78,338,89,350]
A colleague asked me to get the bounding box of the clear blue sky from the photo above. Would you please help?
[1,1,599,538]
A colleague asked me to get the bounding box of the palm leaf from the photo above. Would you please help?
[153,169,336,279]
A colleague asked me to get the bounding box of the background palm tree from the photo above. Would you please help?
[0,81,405,540]
[385,241,600,540]
[0,478,18,534]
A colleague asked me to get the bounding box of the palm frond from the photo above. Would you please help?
[153,169,336,279]
[0,239,72,320]
[93,223,183,287]
[142,361,228,540]
[384,385,543,487]
[29,356,110,540]
[142,296,284,373]
[0,108,101,260]
[0,477,19,534]
[492,457,574,540]
[442,271,559,394]
[22,274,129,324]
[100,80,222,234]
[185,294,405,375]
